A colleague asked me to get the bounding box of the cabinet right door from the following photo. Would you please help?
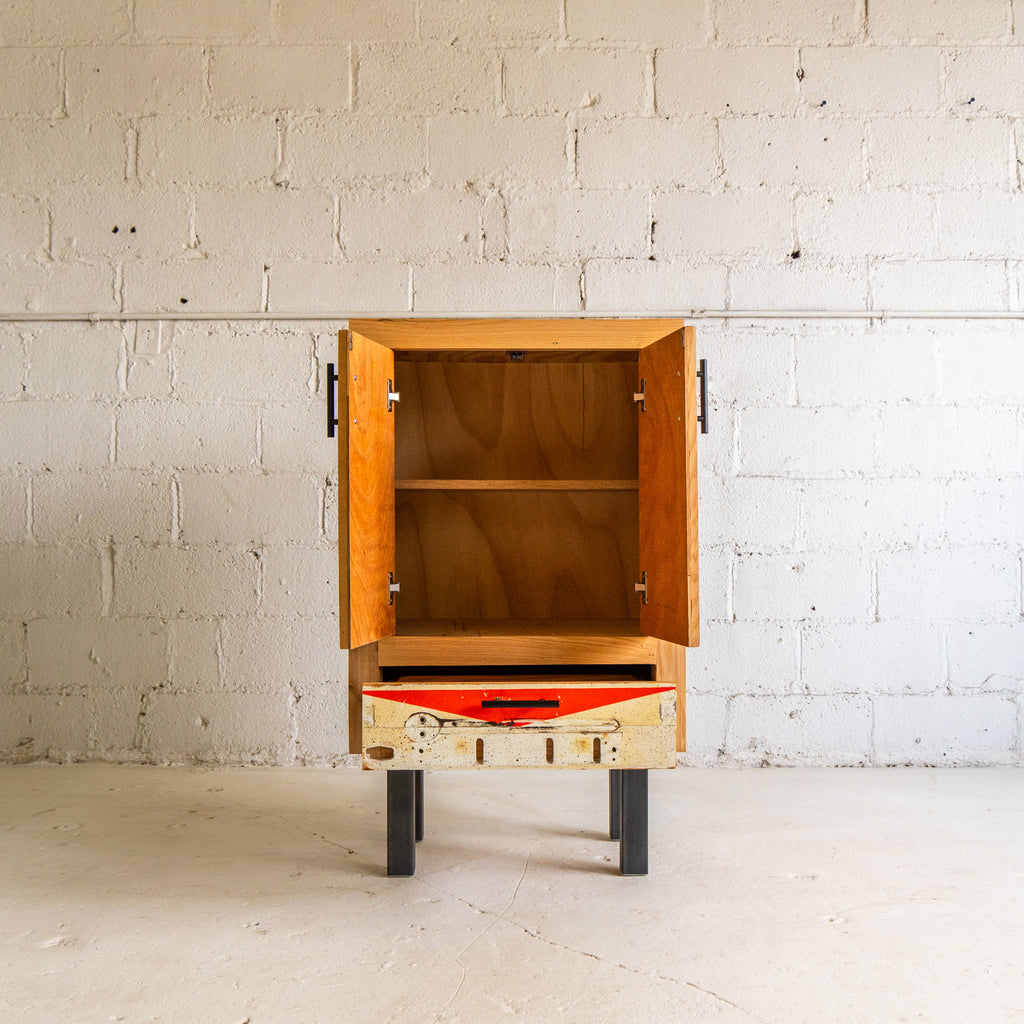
[638,326,700,647]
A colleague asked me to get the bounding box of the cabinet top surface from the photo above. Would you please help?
[347,318,688,350]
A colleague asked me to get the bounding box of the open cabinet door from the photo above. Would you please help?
[339,329,397,649]
[638,326,700,647]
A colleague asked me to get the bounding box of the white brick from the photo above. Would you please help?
[873,694,1016,765]
[168,619,220,692]
[733,550,873,621]
[338,189,483,261]
[799,46,943,114]
[0,693,93,760]
[0,118,127,189]
[261,546,337,618]
[944,479,1024,546]
[277,0,415,41]
[699,476,799,550]
[286,115,428,185]
[172,323,313,402]
[871,259,1008,312]
[936,323,1024,402]
[687,621,800,695]
[323,477,338,543]
[946,47,1024,116]
[121,258,262,313]
[137,118,278,188]
[874,406,1019,476]
[0,546,101,616]
[798,478,945,549]
[428,114,567,187]
[726,695,873,765]
[868,0,1010,43]
[127,354,171,398]
[261,402,337,473]
[507,189,648,260]
[178,472,320,545]
[654,189,791,258]
[802,622,945,695]
[50,186,190,260]
[878,548,1018,623]
[358,44,494,115]
[0,328,25,393]
[211,45,349,113]
[135,0,272,43]
[421,0,555,40]
[0,196,46,259]
[696,323,793,407]
[738,406,875,477]
[729,260,870,310]
[0,476,27,541]
[948,623,1024,688]
[32,471,172,545]
[1,401,111,471]
[293,676,349,761]
[565,0,707,44]
[25,323,122,398]
[0,620,27,694]
[27,618,167,694]
[142,691,292,762]
[721,117,865,188]
[657,47,796,117]
[0,262,117,315]
[869,117,1014,188]
[582,259,727,311]
[794,326,939,404]
[412,263,561,312]
[695,546,731,622]
[577,117,718,189]
[116,402,257,470]
[220,616,345,692]
[504,47,645,116]
[66,45,202,116]
[0,48,61,115]
[938,193,1024,259]
[796,191,937,260]
[0,0,129,44]
[268,262,410,312]
[116,545,259,617]
[677,692,728,760]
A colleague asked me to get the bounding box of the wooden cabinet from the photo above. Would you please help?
[333,319,701,874]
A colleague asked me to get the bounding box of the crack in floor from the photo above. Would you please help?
[416,866,765,1023]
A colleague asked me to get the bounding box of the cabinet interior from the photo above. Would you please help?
[393,350,641,631]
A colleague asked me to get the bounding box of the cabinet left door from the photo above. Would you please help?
[339,329,397,649]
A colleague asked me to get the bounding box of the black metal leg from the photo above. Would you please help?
[387,770,416,876]
[619,769,648,876]
[609,769,622,840]
[414,769,424,842]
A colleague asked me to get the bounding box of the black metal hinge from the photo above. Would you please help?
[326,363,339,438]
[697,358,709,434]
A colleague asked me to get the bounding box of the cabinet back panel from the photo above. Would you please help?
[394,360,638,481]
[396,490,639,621]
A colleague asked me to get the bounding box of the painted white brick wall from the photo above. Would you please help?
[1,0,1022,766]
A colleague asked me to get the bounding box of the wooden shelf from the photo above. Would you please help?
[379,619,657,666]
[395,479,639,491]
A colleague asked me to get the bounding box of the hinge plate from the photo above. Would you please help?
[633,379,646,412]
[388,572,400,605]
[387,379,400,412]
[634,570,648,605]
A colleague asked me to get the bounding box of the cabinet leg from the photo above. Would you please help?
[414,769,424,842]
[387,770,416,876]
[619,769,648,876]
[609,769,622,840]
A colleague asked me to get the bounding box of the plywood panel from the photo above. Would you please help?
[638,327,700,647]
[655,639,686,753]
[396,490,639,621]
[394,361,638,481]
[345,330,397,648]
[350,318,688,351]
[347,642,380,754]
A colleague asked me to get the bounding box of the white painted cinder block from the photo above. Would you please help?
[582,259,727,311]
[0,47,61,115]
[0,547,100,617]
[24,323,122,398]
[210,45,350,114]
[220,617,344,692]
[0,0,129,45]
[870,259,1009,311]
[277,0,415,42]
[654,189,792,259]
[872,694,1017,766]
[945,46,1024,116]
[937,192,1024,259]
[268,262,410,313]
[0,477,27,542]
[686,621,800,696]
[133,0,272,44]
[867,0,1011,44]
[656,47,796,117]
[1,400,112,471]
[0,620,26,695]
[0,118,127,189]
[0,194,47,258]
[121,257,263,313]
[729,260,870,310]
[0,262,117,315]
[259,546,337,619]
[947,623,1024,689]
[503,47,645,117]
[564,0,707,44]
[260,401,335,473]
[412,262,561,312]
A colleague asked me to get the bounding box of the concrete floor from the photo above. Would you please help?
[1,766,1022,1024]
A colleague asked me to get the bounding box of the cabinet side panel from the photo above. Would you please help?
[348,642,380,755]
[639,328,700,646]
[346,331,397,648]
